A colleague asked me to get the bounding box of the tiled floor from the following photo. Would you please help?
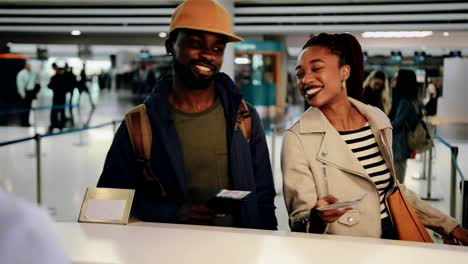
[0,84,466,233]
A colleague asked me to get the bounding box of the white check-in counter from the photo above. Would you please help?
[55,222,468,264]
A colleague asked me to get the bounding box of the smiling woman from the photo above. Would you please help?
[295,45,350,110]
[282,33,468,245]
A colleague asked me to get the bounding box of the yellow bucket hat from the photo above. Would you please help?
[169,0,243,42]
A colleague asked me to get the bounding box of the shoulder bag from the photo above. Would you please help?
[388,187,433,243]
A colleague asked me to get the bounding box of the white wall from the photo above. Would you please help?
[439,58,468,123]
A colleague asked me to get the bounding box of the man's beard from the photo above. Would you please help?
[173,58,218,90]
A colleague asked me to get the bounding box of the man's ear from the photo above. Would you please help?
[165,39,174,56]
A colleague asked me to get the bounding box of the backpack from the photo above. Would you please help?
[124,100,252,196]
[407,102,434,153]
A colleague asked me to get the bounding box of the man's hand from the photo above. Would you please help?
[315,194,351,223]
[450,226,468,246]
[176,204,216,226]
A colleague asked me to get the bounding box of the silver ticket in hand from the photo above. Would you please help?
[216,189,251,200]
[316,194,368,211]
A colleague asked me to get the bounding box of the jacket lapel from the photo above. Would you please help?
[214,73,244,189]
[376,129,398,190]
[350,98,396,187]
[300,99,393,182]
[319,127,370,179]
[215,73,243,148]
[145,80,186,194]
[300,108,369,180]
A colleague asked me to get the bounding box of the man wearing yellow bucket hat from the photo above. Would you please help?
[98,0,278,230]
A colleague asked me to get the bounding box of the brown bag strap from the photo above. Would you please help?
[125,104,152,161]
[125,104,166,196]
[236,100,251,142]
[397,188,433,242]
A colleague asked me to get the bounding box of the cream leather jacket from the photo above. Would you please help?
[282,98,458,238]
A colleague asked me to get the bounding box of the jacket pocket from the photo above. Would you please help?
[338,210,361,226]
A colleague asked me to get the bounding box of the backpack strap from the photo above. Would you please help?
[236,99,251,142]
[125,104,166,197]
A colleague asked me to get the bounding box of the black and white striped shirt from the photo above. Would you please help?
[339,124,391,219]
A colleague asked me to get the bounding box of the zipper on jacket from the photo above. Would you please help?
[322,162,329,195]
[321,162,330,234]
[366,127,396,234]
[379,130,398,229]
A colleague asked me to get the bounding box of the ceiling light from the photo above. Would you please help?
[158,32,168,38]
[71,30,81,36]
[362,31,433,38]
[443,32,450,37]
[234,58,251,65]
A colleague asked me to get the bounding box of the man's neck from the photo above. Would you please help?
[168,77,216,113]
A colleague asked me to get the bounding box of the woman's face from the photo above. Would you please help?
[369,78,384,91]
[295,45,349,109]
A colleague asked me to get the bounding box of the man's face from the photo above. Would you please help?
[168,29,227,89]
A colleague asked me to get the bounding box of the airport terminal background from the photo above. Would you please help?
[1,0,468,247]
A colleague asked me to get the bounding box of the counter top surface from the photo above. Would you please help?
[55,221,468,264]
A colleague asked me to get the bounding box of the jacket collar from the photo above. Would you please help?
[214,73,243,131]
[299,97,391,134]
[298,97,392,180]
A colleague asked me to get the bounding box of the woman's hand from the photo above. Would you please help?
[315,194,352,223]
[450,226,468,246]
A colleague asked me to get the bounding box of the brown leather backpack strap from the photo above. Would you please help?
[126,104,152,161]
[236,100,251,142]
[125,104,166,197]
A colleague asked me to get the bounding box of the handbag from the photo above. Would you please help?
[388,187,433,243]
[407,119,433,153]
[406,101,434,153]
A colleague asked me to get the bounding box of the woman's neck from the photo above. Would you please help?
[321,100,367,131]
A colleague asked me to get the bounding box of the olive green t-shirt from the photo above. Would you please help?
[172,97,230,206]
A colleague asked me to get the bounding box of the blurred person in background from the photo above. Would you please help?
[388,69,420,183]
[16,62,39,126]
[424,77,442,116]
[48,63,67,132]
[0,189,70,264]
[63,63,77,126]
[98,70,111,91]
[363,70,390,114]
[77,64,95,109]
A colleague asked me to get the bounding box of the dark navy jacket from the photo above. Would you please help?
[98,73,277,230]
[391,98,419,161]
